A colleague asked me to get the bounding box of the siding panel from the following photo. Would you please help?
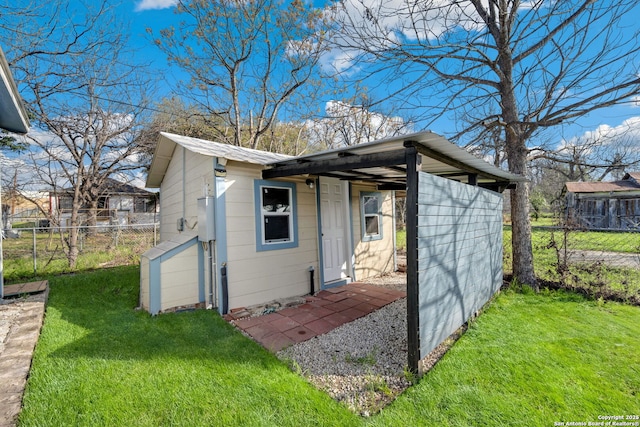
[352,184,395,280]
[417,172,503,359]
[224,163,320,309]
[160,243,199,310]
[160,148,214,242]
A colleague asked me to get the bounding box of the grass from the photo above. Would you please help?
[367,288,640,426]
[2,229,155,283]
[530,214,557,227]
[20,266,356,427]
[566,230,640,253]
[503,227,640,299]
[396,228,406,252]
[20,267,640,426]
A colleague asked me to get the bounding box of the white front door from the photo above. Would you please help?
[320,177,350,284]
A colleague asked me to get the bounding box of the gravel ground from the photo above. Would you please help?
[278,298,410,415]
[277,270,462,416]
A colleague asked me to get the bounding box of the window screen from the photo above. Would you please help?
[254,180,298,251]
[261,186,291,243]
[365,215,379,236]
[360,192,383,241]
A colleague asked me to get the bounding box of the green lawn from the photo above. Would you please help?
[395,228,406,251]
[368,288,640,426]
[20,266,354,427]
[20,267,640,426]
[2,228,156,283]
[504,227,640,299]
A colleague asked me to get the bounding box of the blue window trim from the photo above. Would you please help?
[254,179,299,252]
[360,191,383,242]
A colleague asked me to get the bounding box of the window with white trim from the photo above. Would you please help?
[254,180,298,251]
[360,191,383,241]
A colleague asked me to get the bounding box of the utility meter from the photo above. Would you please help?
[197,196,215,242]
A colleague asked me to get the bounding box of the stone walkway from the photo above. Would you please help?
[225,282,406,352]
[0,285,48,427]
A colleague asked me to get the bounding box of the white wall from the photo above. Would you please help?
[160,147,215,242]
[160,243,200,311]
[140,256,150,310]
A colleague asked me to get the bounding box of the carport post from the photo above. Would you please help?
[404,143,420,374]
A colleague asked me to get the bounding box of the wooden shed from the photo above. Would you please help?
[564,172,640,230]
[141,130,523,373]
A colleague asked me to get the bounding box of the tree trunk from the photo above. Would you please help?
[498,40,538,289]
[87,199,98,236]
[67,226,79,269]
[66,203,81,269]
[507,132,538,289]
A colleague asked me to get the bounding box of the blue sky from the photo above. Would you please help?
[125,1,185,91]
[4,0,639,191]
[124,0,640,153]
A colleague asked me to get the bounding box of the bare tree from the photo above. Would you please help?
[135,97,229,166]
[7,1,153,268]
[305,94,410,149]
[151,0,328,149]
[1,1,116,82]
[258,120,313,156]
[330,0,640,287]
[531,121,640,182]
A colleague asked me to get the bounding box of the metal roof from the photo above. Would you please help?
[264,131,525,189]
[147,130,524,190]
[57,178,155,197]
[0,46,29,134]
[146,132,293,187]
[565,179,640,194]
[623,172,640,183]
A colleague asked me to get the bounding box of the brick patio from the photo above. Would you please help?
[225,282,406,352]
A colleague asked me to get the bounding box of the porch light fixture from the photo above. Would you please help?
[305,179,315,189]
[214,162,227,177]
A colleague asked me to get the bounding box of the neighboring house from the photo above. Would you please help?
[564,172,640,230]
[2,191,50,224]
[141,131,523,373]
[50,178,159,227]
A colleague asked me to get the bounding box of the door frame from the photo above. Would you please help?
[316,177,354,289]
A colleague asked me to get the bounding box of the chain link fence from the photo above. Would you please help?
[6,220,640,304]
[504,225,640,304]
[3,223,158,283]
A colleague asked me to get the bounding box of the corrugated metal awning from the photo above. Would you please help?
[263,131,524,191]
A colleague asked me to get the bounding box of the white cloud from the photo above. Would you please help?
[135,0,178,12]
[321,0,549,74]
[557,116,640,164]
[576,117,640,144]
[323,0,485,72]
[320,48,361,75]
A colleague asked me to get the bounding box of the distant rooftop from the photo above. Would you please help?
[565,172,640,194]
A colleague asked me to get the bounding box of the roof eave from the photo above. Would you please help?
[146,133,178,188]
[265,131,524,186]
[0,46,29,134]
